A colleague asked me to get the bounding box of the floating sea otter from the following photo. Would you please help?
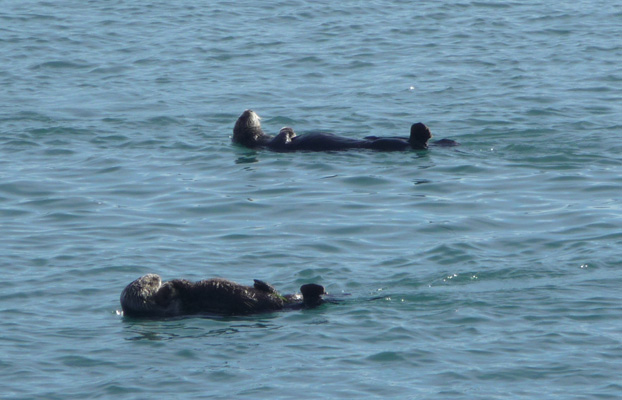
[120,274,326,318]
[232,109,457,151]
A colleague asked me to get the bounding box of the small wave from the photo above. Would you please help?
[30,60,92,70]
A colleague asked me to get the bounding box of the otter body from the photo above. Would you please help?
[232,110,457,152]
[120,274,326,318]
[271,130,414,152]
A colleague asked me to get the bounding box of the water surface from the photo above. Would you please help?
[1,1,621,399]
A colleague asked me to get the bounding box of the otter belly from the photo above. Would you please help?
[269,132,410,152]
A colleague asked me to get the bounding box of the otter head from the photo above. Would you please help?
[233,109,266,147]
[120,274,183,317]
[409,122,432,149]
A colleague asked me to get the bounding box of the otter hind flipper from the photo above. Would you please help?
[300,283,326,308]
[408,122,432,149]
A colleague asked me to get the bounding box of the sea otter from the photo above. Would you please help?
[120,274,326,318]
[232,109,457,151]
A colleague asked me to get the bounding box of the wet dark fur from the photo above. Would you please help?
[232,109,457,152]
[120,274,326,318]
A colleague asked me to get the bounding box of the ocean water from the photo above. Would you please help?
[1,0,622,398]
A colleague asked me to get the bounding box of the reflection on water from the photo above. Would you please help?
[123,319,283,341]
[235,155,259,164]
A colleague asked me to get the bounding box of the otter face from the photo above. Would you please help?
[245,109,261,128]
[233,109,264,146]
[120,274,183,317]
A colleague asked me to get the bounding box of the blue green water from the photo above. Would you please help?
[1,1,622,398]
